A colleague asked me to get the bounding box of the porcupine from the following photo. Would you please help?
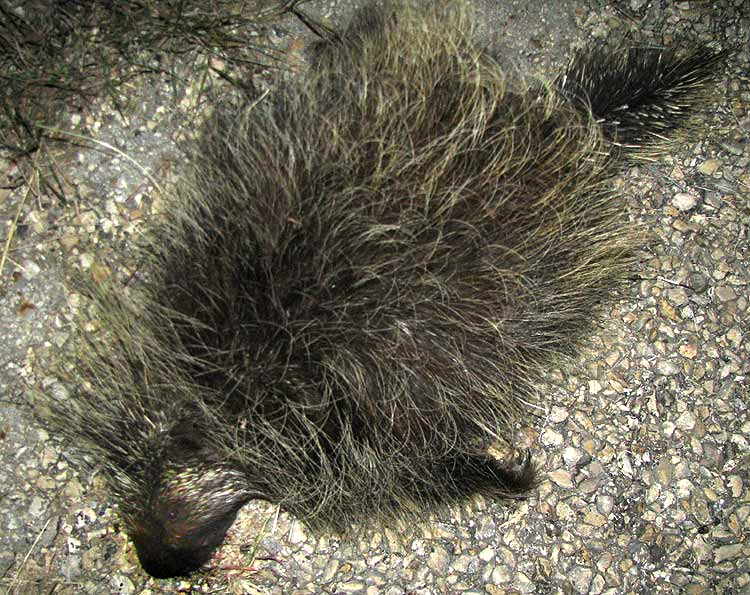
[43,0,726,579]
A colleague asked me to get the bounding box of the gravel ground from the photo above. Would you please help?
[1,1,748,594]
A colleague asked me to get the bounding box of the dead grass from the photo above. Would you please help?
[0,0,310,199]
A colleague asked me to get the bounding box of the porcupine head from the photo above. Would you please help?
[108,417,259,578]
[50,305,263,579]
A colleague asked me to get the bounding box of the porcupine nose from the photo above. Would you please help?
[132,522,234,578]
[131,499,245,578]
[137,546,204,579]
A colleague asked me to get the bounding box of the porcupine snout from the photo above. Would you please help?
[126,459,256,577]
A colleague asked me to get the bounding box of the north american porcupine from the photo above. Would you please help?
[41,0,726,579]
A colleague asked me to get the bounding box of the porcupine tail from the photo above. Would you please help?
[557,43,726,148]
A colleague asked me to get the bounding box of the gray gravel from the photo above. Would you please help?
[1,1,748,594]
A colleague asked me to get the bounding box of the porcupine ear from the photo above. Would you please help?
[556,41,728,149]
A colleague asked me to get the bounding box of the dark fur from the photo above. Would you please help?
[44,1,724,578]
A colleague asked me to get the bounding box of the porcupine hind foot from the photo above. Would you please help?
[427,451,537,501]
